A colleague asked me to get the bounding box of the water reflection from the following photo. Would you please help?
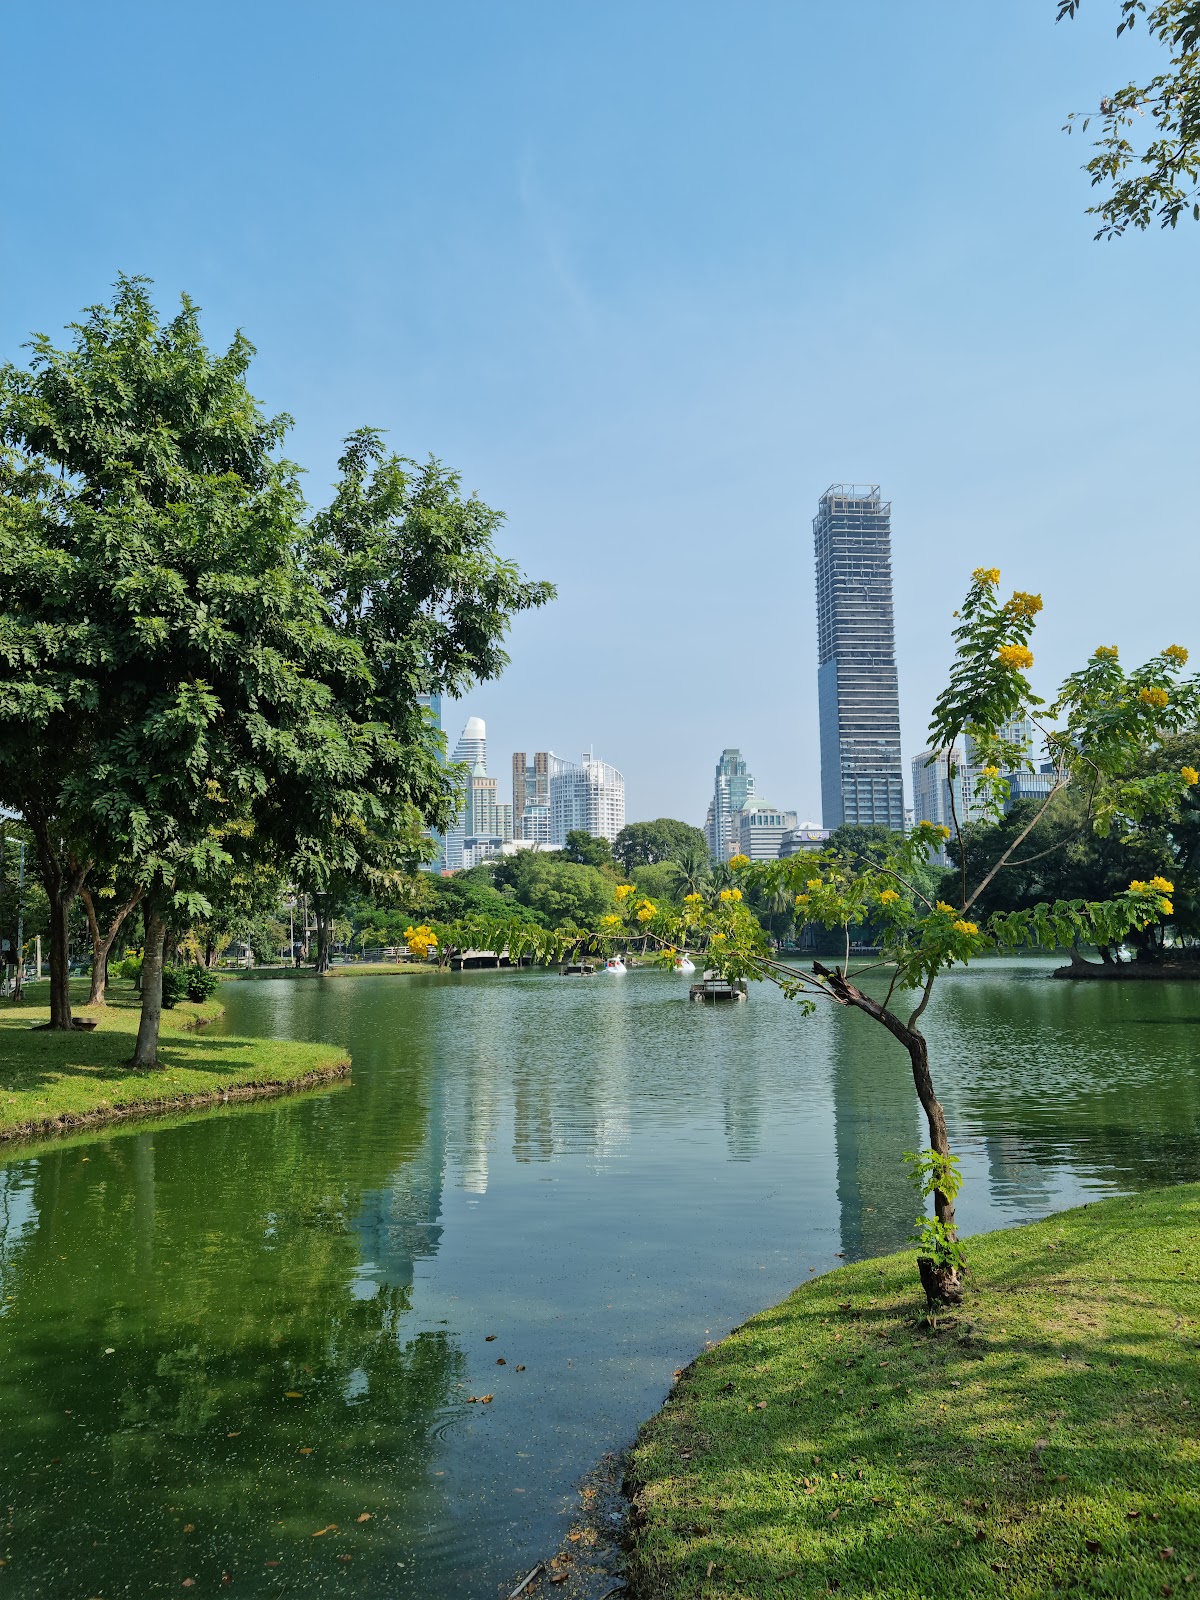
[3,961,1200,1596]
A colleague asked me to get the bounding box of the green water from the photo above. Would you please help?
[2,961,1199,1597]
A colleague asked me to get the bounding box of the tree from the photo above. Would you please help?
[614,818,708,873]
[668,840,713,900]
[469,571,1197,1308]
[560,830,615,869]
[1060,1,1200,236]
[0,280,553,1062]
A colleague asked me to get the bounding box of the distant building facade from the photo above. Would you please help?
[779,824,830,857]
[814,484,904,832]
[548,753,625,845]
[733,803,799,862]
[512,750,552,844]
[911,746,965,865]
[705,748,756,860]
[445,716,510,870]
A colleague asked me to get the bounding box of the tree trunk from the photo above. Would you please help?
[82,887,144,1006]
[25,811,92,1030]
[813,959,964,1306]
[132,910,166,1070]
[46,885,74,1029]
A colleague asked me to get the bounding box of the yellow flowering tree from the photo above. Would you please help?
[433,571,1198,1307]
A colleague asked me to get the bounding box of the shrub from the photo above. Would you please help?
[160,968,187,1008]
[184,965,220,1002]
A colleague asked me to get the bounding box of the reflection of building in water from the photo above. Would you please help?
[831,1017,921,1261]
[722,1057,763,1161]
[980,1132,1060,1214]
[352,1092,447,1289]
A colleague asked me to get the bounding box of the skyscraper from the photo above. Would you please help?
[512,750,551,843]
[705,748,755,859]
[814,484,904,831]
[444,716,489,870]
[548,753,625,844]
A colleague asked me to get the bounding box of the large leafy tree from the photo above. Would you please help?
[614,818,708,873]
[0,280,553,1061]
[1060,1,1200,235]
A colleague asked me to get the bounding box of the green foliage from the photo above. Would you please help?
[160,968,188,1009]
[904,1148,967,1273]
[182,965,220,1002]
[560,830,615,869]
[0,278,552,1047]
[1060,0,1200,237]
[614,819,709,873]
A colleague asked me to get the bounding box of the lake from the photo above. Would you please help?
[2,961,1198,1596]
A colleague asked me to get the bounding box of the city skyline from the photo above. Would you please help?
[10,7,1196,831]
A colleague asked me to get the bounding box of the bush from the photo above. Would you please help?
[160,968,187,1008]
[114,953,142,981]
[184,965,220,1002]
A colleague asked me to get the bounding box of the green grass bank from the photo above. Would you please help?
[0,979,349,1144]
[627,1186,1200,1599]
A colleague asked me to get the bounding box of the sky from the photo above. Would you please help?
[3,1,1197,827]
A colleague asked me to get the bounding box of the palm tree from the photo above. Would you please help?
[669,842,713,901]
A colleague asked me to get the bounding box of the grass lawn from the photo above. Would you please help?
[0,978,349,1143]
[627,1185,1200,1599]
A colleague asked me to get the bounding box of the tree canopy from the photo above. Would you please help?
[0,278,553,1055]
[1060,0,1200,235]
[613,818,709,873]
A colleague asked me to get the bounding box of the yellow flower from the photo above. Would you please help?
[996,644,1034,670]
[718,888,743,902]
[1149,876,1174,893]
[599,914,621,929]
[807,879,822,891]
[1161,899,1174,916]
[1164,644,1189,666]
[980,765,999,780]
[1006,591,1043,619]
[728,853,750,870]
[636,901,656,921]
[615,884,635,899]
[1094,645,1119,659]
[935,824,951,839]
[879,888,900,904]
[952,920,979,936]
[1182,766,1199,787]
[1139,686,1170,710]
[972,567,1001,586]
[795,894,810,907]
[936,901,957,914]
[683,892,704,905]
[1129,880,1149,894]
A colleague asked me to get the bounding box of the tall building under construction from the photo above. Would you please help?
[814,484,904,831]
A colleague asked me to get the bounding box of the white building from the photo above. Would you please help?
[705,748,756,859]
[733,803,799,862]
[911,746,965,864]
[548,752,625,845]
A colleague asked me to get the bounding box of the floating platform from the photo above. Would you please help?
[689,977,748,1003]
[562,962,596,975]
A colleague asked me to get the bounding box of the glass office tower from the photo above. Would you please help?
[814,484,904,831]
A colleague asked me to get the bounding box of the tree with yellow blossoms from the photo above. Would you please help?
[439,569,1198,1306]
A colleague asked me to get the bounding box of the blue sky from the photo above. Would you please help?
[4,1,1195,825]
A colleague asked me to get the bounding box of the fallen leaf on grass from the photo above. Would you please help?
[356,1513,372,1523]
[285,1391,303,1399]
[312,1524,338,1537]
[299,1447,314,1455]
[1086,1540,1101,1554]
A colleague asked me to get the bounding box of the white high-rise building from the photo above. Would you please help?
[548,752,625,845]
[444,716,489,870]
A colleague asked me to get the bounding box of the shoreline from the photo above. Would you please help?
[622,1185,1200,1598]
[0,982,352,1148]
[0,1057,351,1147]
